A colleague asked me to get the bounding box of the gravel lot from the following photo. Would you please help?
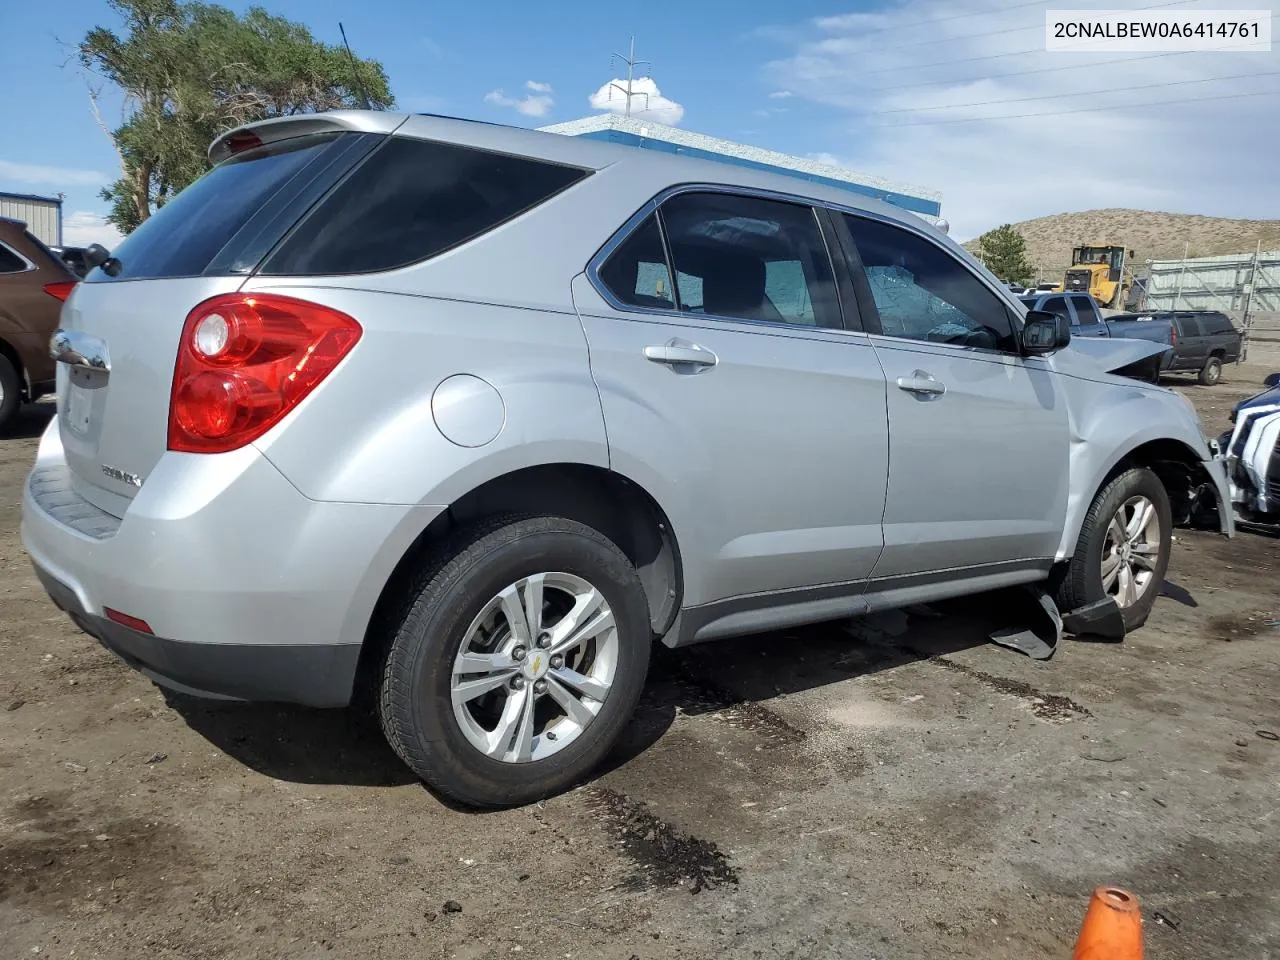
[2,365,1278,960]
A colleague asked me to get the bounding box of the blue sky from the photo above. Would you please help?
[2,0,1277,245]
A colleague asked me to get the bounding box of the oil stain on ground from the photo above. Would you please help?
[922,655,1093,720]
[587,787,739,894]
[0,791,200,911]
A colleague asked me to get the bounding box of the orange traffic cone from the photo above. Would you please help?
[1072,886,1144,960]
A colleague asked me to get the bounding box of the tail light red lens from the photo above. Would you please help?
[43,281,78,302]
[168,293,361,454]
[1170,325,1178,347]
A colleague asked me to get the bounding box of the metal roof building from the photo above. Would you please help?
[538,114,943,226]
[0,192,62,247]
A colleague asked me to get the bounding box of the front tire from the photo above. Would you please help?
[378,516,651,808]
[1198,356,1223,385]
[1054,467,1172,632]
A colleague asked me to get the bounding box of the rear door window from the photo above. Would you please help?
[262,137,591,276]
[85,132,349,282]
[657,191,841,329]
[596,214,675,310]
[1203,313,1235,335]
[1179,317,1203,337]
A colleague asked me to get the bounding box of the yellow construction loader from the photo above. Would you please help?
[1063,244,1134,307]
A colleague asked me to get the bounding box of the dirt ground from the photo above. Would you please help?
[2,364,1278,960]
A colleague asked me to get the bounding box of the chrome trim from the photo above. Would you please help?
[0,240,37,275]
[50,329,111,371]
[584,180,1026,337]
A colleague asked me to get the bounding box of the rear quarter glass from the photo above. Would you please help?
[82,132,366,283]
[259,136,591,276]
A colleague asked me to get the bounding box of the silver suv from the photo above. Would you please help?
[22,111,1232,807]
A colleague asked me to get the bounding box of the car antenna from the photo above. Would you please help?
[338,22,375,110]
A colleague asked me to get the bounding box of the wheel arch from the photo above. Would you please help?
[352,462,684,703]
[1059,433,1209,560]
[0,336,25,390]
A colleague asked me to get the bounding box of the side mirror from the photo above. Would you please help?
[83,243,111,270]
[1021,309,1071,356]
[1265,373,1280,388]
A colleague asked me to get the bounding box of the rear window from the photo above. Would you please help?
[261,137,591,276]
[84,133,344,283]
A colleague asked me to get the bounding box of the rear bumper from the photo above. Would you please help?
[35,566,361,705]
[21,419,443,707]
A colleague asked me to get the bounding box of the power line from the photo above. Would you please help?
[867,69,1280,115]
[868,87,1279,127]
[823,0,1067,42]
[851,13,1276,79]
[865,48,1235,94]
[843,0,1203,57]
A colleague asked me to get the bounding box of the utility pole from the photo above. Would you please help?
[608,36,651,118]
[1172,240,1190,310]
[1240,238,1262,364]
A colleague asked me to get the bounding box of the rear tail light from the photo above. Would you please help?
[168,293,361,454]
[1170,325,1178,347]
[43,281,77,302]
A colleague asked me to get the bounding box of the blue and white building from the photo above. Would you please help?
[539,114,943,228]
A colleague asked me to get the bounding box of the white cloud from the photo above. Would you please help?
[484,81,555,118]
[764,0,1280,240]
[62,211,124,249]
[0,160,106,188]
[589,76,685,126]
[807,151,843,167]
[768,89,794,99]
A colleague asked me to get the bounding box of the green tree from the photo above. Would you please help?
[79,0,394,232]
[976,224,1036,285]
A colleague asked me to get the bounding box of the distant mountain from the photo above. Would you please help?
[963,208,1280,282]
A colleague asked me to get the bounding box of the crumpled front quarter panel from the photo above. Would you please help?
[1055,370,1215,559]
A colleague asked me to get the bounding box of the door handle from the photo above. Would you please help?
[896,370,945,397]
[644,342,718,369]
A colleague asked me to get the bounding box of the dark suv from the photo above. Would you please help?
[0,217,78,428]
[1106,309,1242,385]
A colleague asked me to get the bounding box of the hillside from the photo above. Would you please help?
[963,208,1280,282]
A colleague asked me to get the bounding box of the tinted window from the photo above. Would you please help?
[1203,313,1235,335]
[86,133,340,282]
[844,214,1016,352]
[0,243,27,273]
[1179,317,1203,337]
[1040,296,1071,323]
[658,192,839,328]
[1071,296,1100,324]
[597,214,675,310]
[265,137,590,276]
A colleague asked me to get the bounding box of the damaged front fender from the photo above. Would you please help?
[1054,370,1233,560]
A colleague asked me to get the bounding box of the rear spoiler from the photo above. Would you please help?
[207,110,409,165]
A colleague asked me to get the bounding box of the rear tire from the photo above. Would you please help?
[0,354,21,432]
[1054,467,1172,632]
[1198,356,1223,385]
[377,515,651,808]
